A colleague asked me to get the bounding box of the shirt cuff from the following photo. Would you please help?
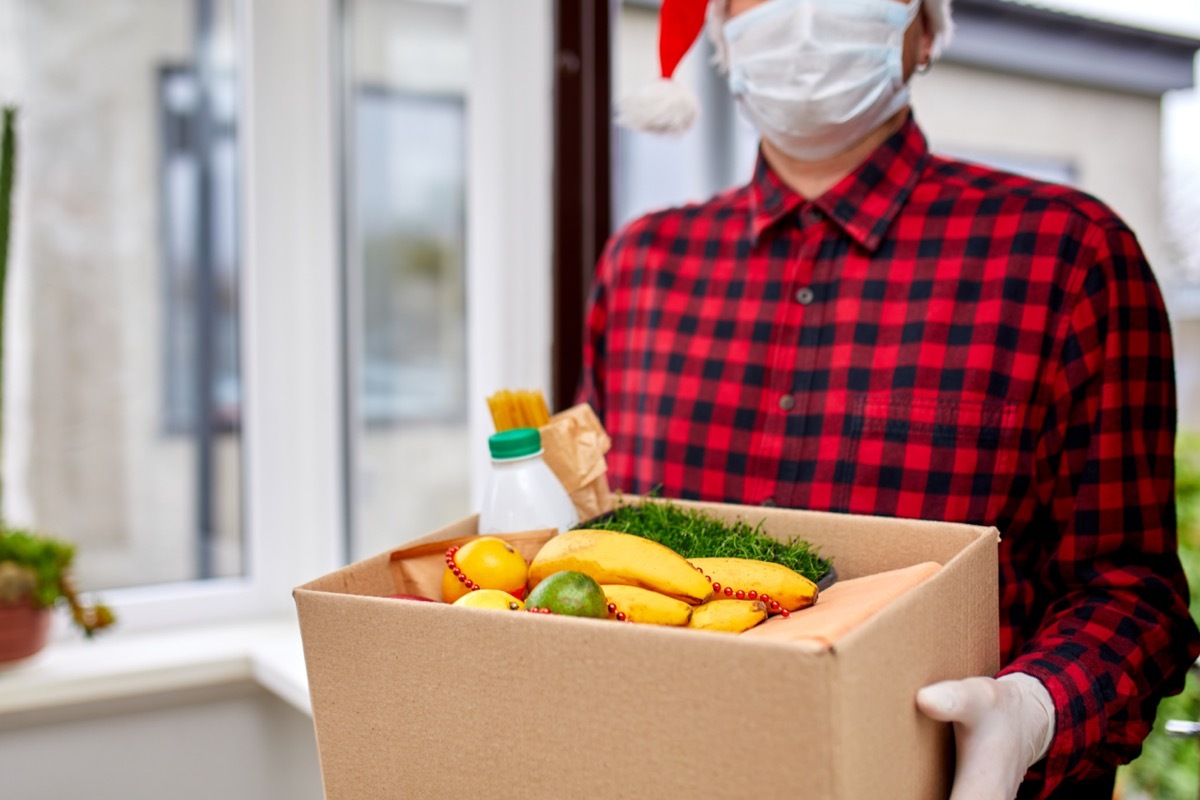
[998,653,1107,797]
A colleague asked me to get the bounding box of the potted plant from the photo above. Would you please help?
[0,107,115,664]
[0,528,115,662]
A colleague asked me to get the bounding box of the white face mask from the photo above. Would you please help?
[723,0,922,161]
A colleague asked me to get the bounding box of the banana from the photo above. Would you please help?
[529,530,713,605]
[688,599,768,633]
[602,585,693,626]
[689,557,819,612]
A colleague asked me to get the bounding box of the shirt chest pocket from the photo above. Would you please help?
[833,392,1022,525]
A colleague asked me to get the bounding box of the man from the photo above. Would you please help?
[579,0,1200,798]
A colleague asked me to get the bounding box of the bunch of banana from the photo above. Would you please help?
[602,585,693,626]
[688,599,769,633]
[529,530,714,604]
[689,557,818,612]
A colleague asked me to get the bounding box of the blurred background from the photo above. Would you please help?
[0,0,1198,797]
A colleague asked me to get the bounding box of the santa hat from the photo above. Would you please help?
[617,0,956,136]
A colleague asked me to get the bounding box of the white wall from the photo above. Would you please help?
[0,685,322,800]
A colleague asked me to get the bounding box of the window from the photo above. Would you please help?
[340,0,472,560]
[0,0,554,630]
[354,88,466,425]
[1,0,244,591]
[159,65,243,436]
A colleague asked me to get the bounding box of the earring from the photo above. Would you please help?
[916,59,931,75]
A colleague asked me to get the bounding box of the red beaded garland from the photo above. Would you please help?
[711,582,722,593]
[735,590,745,600]
[747,590,758,600]
[615,612,626,622]
[446,544,486,591]
[723,586,734,597]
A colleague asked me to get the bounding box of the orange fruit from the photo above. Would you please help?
[452,589,525,612]
[441,537,529,603]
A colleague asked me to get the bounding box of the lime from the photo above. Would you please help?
[525,571,608,619]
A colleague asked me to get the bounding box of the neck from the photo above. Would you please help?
[761,108,910,200]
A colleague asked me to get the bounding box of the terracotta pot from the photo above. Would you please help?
[0,602,52,664]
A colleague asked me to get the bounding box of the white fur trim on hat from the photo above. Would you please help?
[924,0,955,58]
[616,78,700,135]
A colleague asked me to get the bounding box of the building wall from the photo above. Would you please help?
[0,686,322,800]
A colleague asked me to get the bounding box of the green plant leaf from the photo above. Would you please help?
[576,497,831,582]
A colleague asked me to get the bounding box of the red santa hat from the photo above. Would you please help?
[617,0,956,136]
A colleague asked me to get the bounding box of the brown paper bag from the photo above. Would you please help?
[538,403,613,521]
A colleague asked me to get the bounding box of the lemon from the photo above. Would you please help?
[441,536,529,603]
[452,589,526,612]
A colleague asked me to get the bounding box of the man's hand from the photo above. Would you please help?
[916,673,1055,800]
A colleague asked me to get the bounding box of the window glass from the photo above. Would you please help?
[342,0,471,558]
[0,0,244,589]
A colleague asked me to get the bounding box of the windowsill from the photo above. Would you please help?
[0,618,311,722]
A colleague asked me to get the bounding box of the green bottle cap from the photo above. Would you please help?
[488,428,542,460]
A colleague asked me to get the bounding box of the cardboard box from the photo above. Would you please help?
[294,499,999,799]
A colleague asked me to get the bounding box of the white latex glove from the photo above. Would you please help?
[916,673,1055,800]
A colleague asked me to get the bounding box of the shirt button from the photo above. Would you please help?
[804,208,823,225]
[795,287,815,305]
[778,394,795,411]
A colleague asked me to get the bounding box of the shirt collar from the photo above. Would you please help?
[748,114,931,253]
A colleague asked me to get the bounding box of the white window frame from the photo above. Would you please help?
[18,0,554,636]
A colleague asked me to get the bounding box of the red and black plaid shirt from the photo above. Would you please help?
[580,114,1200,796]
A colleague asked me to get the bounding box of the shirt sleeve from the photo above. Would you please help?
[997,221,1200,797]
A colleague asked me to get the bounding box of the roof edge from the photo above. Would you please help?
[956,0,1200,48]
[945,0,1200,95]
